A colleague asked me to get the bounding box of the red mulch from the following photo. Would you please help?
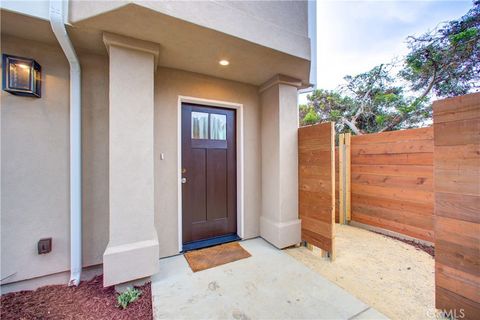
[374,231,435,257]
[0,275,152,320]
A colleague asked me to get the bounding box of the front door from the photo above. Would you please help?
[181,103,237,247]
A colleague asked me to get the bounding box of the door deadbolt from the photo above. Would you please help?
[181,177,187,184]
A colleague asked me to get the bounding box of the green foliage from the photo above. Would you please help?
[300,1,479,134]
[303,109,320,125]
[400,2,479,97]
[374,93,398,104]
[300,64,431,134]
[450,27,478,44]
[117,288,142,310]
[375,114,386,125]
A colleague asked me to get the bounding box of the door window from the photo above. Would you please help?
[191,112,208,139]
[210,114,227,140]
[192,112,228,140]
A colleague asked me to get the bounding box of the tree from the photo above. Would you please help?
[301,64,431,134]
[301,1,480,134]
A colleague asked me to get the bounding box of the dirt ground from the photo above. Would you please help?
[0,275,152,320]
[286,224,435,320]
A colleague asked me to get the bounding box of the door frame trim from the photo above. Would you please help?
[177,96,245,252]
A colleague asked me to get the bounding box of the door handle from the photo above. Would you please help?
[181,177,187,184]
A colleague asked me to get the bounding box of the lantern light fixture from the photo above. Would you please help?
[2,54,41,98]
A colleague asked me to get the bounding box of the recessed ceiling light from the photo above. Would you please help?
[219,60,229,66]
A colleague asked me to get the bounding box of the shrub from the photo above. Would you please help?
[117,288,142,309]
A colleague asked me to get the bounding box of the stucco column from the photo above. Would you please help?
[102,33,160,287]
[259,75,302,248]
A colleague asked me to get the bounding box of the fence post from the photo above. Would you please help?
[345,133,351,223]
[339,133,351,224]
[338,134,345,224]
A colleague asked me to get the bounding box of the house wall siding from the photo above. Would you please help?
[80,51,110,268]
[1,36,263,286]
[68,0,310,60]
[1,35,110,285]
[1,35,71,284]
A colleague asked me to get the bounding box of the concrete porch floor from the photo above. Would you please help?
[151,238,387,319]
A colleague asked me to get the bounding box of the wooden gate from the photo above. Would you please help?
[298,122,335,259]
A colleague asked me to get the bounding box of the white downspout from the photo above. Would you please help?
[308,0,317,89]
[49,0,82,286]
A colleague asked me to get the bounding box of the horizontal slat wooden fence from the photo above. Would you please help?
[301,93,478,317]
[433,93,480,319]
[349,127,434,242]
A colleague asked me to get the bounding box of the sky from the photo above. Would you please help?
[300,0,473,103]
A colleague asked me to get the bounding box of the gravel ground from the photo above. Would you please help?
[286,224,435,320]
[0,275,152,320]
[372,231,435,257]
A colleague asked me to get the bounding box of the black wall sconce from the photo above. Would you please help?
[2,54,41,98]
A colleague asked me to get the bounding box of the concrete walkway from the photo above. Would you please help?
[151,238,387,319]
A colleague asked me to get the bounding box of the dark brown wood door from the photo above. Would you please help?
[181,103,237,245]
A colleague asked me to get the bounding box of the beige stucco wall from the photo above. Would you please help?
[1,35,109,285]
[154,68,262,257]
[1,35,70,284]
[106,44,157,247]
[103,37,160,286]
[220,1,308,36]
[81,52,110,268]
[1,35,263,284]
[278,84,300,223]
[259,81,300,248]
[69,0,309,60]
[260,85,280,218]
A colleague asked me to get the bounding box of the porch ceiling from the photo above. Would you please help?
[1,4,310,87]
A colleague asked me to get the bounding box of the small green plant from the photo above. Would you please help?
[117,287,142,309]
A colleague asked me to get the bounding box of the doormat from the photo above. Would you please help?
[184,242,251,272]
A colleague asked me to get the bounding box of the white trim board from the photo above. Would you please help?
[177,96,245,253]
